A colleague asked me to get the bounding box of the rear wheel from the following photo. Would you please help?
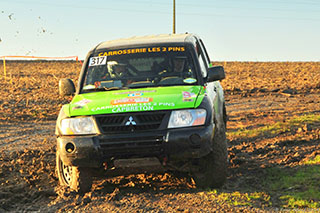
[56,150,92,193]
[192,122,228,188]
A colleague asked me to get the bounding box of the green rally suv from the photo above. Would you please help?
[56,33,227,192]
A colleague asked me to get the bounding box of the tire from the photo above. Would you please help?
[192,122,228,188]
[56,150,92,193]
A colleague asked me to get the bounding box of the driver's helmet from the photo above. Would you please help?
[172,56,187,73]
[107,61,127,77]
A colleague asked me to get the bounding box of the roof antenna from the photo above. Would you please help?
[173,0,176,34]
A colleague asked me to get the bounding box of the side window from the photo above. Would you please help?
[196,42,208,78]
[198,53,207,78]
[199,39,211,66]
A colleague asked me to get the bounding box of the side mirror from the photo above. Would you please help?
[59,78,75,96]
[207,66,225,82]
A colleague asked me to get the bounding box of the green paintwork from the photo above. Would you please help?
[195,86,205,107]
[67,85,205,117]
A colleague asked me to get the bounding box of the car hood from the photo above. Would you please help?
[68,85,205,116]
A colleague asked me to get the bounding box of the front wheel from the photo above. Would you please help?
[192,122,228,188]
[56,151,92,193]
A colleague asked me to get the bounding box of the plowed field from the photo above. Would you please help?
[1,61,320,212]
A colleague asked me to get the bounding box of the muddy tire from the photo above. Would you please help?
[192,122,228,188]
[56,151,92,193]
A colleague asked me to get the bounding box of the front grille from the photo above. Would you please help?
[99,135,164,158]
[96,112,167,133]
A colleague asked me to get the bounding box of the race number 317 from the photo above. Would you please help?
[89,56,107,66]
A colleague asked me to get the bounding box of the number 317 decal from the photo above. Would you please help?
[89,56,107,66]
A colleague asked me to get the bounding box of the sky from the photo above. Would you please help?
[0,0,319,61]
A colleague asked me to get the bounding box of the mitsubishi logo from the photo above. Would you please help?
[125,116,136,126]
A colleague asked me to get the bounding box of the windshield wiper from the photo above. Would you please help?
[127,85,160,89]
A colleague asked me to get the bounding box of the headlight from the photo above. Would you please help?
[168,109,206,128]
[60,117,97,135]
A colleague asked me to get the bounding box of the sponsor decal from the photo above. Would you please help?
[128,92,143,97]
[73,99,92,106]
[183,99,193,102]
[91,102,175,113]
[183,78,197,84]
[155,102,175,107]
[72,99,92,110]
[182,91,196,102]
[98,46,185,57]
[113,90,156,95]
[182,91,196,99]
[112,105,154,113]
[111,97,153,105]
[72,105,84,110]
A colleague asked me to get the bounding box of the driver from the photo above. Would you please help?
[157,56,193,81]
[106,61,135,86]
[109,62,128,78]
[173,57,186,73]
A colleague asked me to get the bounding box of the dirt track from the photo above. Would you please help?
[0,61,320,211]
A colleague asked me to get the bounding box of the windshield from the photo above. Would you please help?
[82,45,198,92]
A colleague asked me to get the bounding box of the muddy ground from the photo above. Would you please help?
[0,61,319,212]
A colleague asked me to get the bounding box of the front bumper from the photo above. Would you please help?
[57,123,215,170]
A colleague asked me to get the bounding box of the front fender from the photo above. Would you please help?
[205,82,225,130]
[55,104,70,135]
[214,81,225,130]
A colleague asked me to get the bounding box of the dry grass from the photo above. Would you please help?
[214,61,320,92]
